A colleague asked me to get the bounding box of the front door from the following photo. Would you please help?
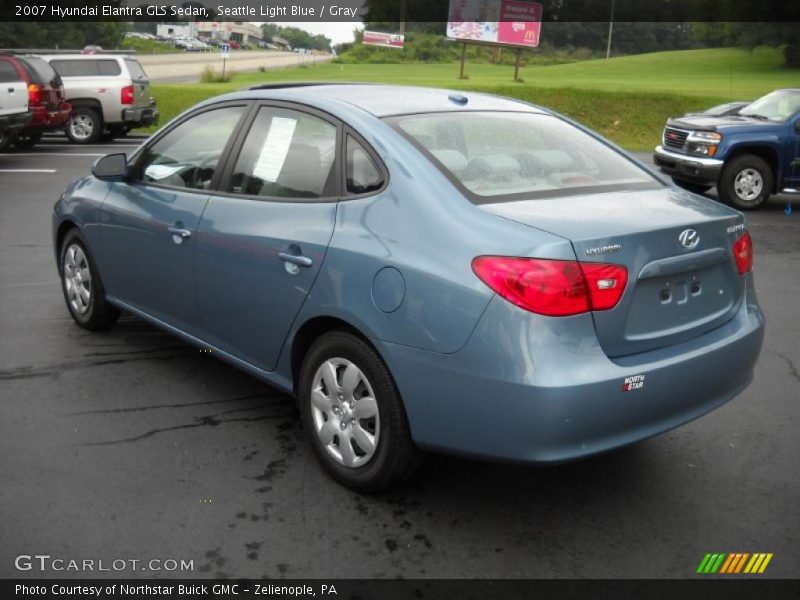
[195,104,341,371]
[99,104,248,331]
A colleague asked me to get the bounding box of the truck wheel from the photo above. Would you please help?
[66,107,102,144]
[0,131,12,152]
[672,179,712,195]
[298,331,420,492]
[718,154,773,210]
[12,132,42,150]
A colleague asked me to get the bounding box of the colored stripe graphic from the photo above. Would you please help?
[699,552,773,574]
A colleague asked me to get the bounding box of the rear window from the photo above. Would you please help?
[124,58,148,81]
[49,59,122,77]
[19,56,60,84]
[390,111,659,203]
[0,60,20,82]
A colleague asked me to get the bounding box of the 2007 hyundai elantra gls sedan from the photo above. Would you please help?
[53,84,764,491]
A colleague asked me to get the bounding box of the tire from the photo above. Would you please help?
[0,130,13,152]
[672,178,712,195]
[66,107,102,144]
[717,154,773,210]
[12,131,42,150]
[298,331,420,492]
[59,229,120,330]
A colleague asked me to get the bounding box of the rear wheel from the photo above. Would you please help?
[66,107,102,144]
[12,132,42,150]
[298,331,420,492]
[718,154,773,210]
[0,130,13,152]
[59,229,119,330]
[671,178,712,195]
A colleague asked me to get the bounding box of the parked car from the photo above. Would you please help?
[53,84,764,491]
[0,59,31,149]
[227,40,241,50]
[654,88,800,209]
[41,54,158,143]
[0,54,71,149]
[684,101,750,118]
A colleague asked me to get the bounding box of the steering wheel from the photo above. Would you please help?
[190,154,219,190]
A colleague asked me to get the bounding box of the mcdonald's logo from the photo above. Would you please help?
[696,552,773,574]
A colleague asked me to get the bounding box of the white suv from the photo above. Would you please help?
[41,54,159,143]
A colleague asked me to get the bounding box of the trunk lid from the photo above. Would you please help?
[481,187,747,357]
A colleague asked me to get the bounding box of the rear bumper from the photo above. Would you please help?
[121,103,159,126]
[27,104,71,130]
[653,145,724,186]
[379,278,764,463]
[0,110,32,133]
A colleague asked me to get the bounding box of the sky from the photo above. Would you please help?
[267,22,365,45]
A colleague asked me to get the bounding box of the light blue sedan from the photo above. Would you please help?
[53,84,764,491]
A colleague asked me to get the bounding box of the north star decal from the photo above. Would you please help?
[622,374,645,391]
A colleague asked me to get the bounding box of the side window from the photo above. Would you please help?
[138,106,245,190]
[346,135,384,195]
[229,107,337,199]
[49,59,121,77]
[0,60,19,82]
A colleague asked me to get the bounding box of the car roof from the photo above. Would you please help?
[241,83,549,118]
[39,54,126,61]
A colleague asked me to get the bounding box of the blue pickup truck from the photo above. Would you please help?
[654,88,800,209]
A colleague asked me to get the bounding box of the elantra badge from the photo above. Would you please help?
[678,228,700,249]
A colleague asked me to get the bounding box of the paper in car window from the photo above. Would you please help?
[252,117,297,182]
[144,164,184,181]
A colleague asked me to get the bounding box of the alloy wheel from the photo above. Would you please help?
[69,114,95,142]
[734,168,764,202]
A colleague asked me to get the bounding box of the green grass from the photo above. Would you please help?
[142,47,798,150]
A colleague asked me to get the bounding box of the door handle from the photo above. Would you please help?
[167,226,192,239]
[278,251,312,267]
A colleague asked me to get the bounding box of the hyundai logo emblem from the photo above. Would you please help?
[678,228,700,249]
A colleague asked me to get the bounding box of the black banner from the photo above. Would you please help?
[4,579,800,600]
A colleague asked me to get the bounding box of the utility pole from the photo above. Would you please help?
[605,0,615,59]
[399,0,406,35]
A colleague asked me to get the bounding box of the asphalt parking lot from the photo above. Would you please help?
[0,139,798,579]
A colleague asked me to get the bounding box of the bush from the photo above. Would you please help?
[199,65,235,83]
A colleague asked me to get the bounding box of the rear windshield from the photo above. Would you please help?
[124,58,148,81]
[49,59,122,77]
[19,56,60,85]
[390,111,659,203]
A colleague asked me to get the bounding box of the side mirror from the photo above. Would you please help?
[92,153,128,180]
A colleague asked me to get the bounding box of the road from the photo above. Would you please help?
[0,142,798,579]
[138,51,332,83]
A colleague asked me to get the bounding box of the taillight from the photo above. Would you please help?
[28,84,41,106]
[121,85,134,105]
[733,231,753,275]
[471,256,627,317]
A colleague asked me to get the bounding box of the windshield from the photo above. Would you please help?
[741,90,800,122]
[390,111,659,202]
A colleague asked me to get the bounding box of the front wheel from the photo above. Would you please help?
[59,229,119,330]
[717,154,773,210]
[671,178,712,195]
[298,331,420,492]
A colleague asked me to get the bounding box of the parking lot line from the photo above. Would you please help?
[0,169,57,173]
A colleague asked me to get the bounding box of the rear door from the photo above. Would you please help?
[123,58,151,110]
[194,103,341,371]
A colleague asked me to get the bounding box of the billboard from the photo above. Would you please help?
[362,31,405,49]
[446,0,542,48]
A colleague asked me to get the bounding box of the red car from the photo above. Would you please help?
[0,54,71,150]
